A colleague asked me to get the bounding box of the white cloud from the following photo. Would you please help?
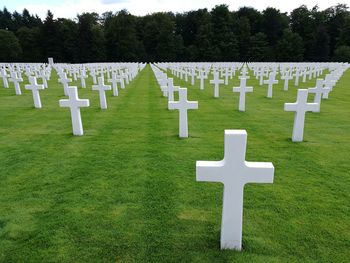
[101,0,128,5]
[14,0,346,19]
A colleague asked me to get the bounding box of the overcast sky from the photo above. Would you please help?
[3,0,347,19]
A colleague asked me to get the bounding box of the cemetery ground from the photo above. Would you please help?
[0,65,349,262]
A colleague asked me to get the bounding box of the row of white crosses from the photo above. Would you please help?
[0,62,145,135]
[162,63,277,108]
[57,63,145,135]
[152,64,274,251]
[3,64,50,109]
[161,63,244,98]
[284,78,334,142]
[248,62,330,99]
[152,62,349,251]
[54,62,142,91]
[151,64,198,138]
[158,62,348,139]
[161,63,254,112]
[0,64,50,100]
[160,62,242,92]
[285,62,350,142]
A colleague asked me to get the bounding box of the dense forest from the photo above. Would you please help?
[0,4,350,63]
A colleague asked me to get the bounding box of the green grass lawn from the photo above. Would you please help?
[0,65,349,262]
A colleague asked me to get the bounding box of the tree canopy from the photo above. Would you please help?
[0,4,350,62]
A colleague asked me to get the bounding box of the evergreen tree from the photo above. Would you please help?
[57,18,79,63]
[235,7,263,35]
[324,4,349,57]
[193,9,214,61]
[312,26,330,61]
[338,16,350,47]
[290,5,315,60]
[105,10,143,62]
[0,29,22,61]
[333,45,350,62]
[248,32,270,61]
[91,24,106,62]
[0,4,350,62]
[41,10,61,60]
[142,12,182,61]
[16,26,41,62]
[211,4,238,61]
[276,29,304,61]
[0,8,13,30]
[262,7,289,48]
[237,17,251,61]
[77,12,106,62]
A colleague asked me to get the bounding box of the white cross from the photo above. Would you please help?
[263,72,278,98]
[240,66,250,79]
[118,75,125,90]
[232,77,253,111]
[308,79,330,112]
[281,73,293,91]
[58,72,72,96]
[108,72,119,96]
[183,69,188,82]
[59,86,90,136]
[258,68,267,86]
[168,87,198,138]
[158,78,168,97]
[222,68,231,85]
[302,69,308,82]
[264,72,278,98]
[284,89,319,142]
[196,130,274,250]
[38,70,48,89]
[210,72,224,98]
[197,70,207,90]
[0,68,9,88]
[79,69,87,88]
[122,71,129,85]
[92,76,112,109]
[294,69,301,86]
[167,78,179,102]
[90,69,97,84]
[72,68,78,81]
[323,78,335,99]
[190,68,196,86]
[9,71,23,95]
[25,76,44,108]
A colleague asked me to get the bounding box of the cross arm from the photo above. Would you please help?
[188,101,198,110]
[244,161,274,184]
[306,103,319,112]
[168,101,178,110]
[59,99,69,107]
[196,160,225,183]
[232,87,240,92]
[284,103,297,111]
[79,99,90,107]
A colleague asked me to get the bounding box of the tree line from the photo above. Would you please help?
[0,4,350,63]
